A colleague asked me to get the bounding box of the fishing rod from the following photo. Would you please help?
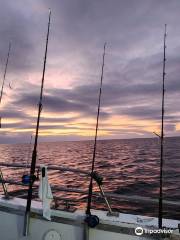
[85,43,106,221]
[0,42,11,128]
[23,9,51,236]
[158,24,167,229]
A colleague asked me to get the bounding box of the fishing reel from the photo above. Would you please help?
[85,214,100,228]
[22,170,39,185]
[22,174,31,185]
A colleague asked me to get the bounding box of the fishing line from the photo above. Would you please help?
[22,134,33,184]
[0,42,11,128]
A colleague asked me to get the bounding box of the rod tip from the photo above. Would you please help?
[104,42,107,49]
[9,41,12,48]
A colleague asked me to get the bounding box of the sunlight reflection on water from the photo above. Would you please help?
[0,137,180,219]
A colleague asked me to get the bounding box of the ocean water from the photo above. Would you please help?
[0,137,180,219]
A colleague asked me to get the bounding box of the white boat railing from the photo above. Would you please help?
[0,162,89,175]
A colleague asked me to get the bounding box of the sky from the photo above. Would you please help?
[0,0,180,144]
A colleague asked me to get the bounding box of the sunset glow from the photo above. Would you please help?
[0,1,180,143]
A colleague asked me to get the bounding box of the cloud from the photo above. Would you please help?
[13,86,111,119]
[1,0,180,143]
[0,109,27,119]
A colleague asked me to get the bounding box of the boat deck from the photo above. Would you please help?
[0,195,179,240]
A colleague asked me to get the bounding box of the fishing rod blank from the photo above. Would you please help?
[86,43,106,221]
[0,42,11,128]
[158,24,167,229]
[23,10,51,236]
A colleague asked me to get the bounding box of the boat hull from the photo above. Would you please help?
[0,195,179,240]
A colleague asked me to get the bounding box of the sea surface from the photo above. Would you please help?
[0,137,180,220]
